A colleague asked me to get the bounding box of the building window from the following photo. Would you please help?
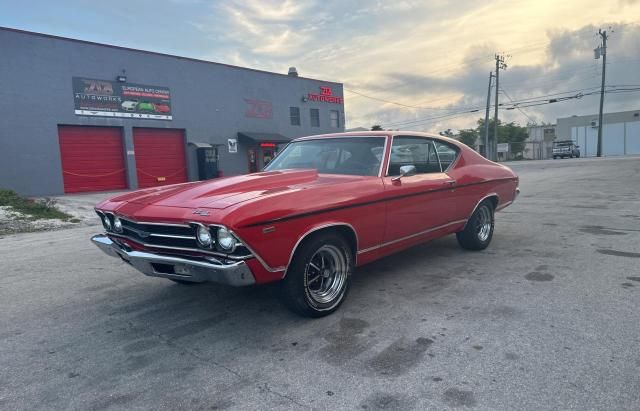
[330,110,340,128]
[310,109,320,127]
[290,107,300,126]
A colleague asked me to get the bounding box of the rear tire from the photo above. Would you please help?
[280,233,353,317]
[456,200,495,251]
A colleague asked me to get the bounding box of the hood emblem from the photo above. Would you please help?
[192,209,210,216]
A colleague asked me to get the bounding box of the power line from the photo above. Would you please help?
[342,40,557,112]
[347,57,634,116]
[500,87,535,124]
[380,85,640,129]
[344,88,457,111]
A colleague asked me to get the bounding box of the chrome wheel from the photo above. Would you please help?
[476,205,493,242]
[304,244,348,305]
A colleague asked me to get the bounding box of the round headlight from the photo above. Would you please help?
[102,215,112,230]
[113,216,123,233]
[217,227,237,251]
[196,225,213,248]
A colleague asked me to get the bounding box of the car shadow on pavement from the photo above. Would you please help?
[95,234,468,343]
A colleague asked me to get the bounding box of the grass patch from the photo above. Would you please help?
[0,189,74,221]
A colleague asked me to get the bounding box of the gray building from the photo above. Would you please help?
[0,27,345,196]
[556,110,640,157]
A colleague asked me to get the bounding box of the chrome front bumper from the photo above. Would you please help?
[91,234,255,286]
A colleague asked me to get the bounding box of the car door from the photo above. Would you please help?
[381,136,459,244]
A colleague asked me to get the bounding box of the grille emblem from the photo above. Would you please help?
[127,226,150,238]
[192,209,210,216]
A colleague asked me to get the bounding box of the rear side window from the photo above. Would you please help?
[388,136,442,176]
[433,141,459,171]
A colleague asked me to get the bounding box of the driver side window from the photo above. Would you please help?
[388,136,442,176]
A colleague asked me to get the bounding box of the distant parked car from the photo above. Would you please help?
[136,101,155,112]
[121,100,138,112]
[552,140,580,159]
[153,103,171,113]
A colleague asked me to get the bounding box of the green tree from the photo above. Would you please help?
[371,125,383,131]
[458,129,478,148]
[475,118,528,156]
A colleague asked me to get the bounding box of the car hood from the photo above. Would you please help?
[106,169,360,210]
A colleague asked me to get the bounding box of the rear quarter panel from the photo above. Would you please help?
[447,148,518,219]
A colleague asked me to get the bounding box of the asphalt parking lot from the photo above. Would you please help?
[1,156,639,410]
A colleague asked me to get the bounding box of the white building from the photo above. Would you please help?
[556,110,640,157]
[525,125,556,160]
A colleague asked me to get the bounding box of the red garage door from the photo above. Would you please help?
[58,126,128,193]
[133,128,187,188]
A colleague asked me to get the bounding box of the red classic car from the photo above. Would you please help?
[153,103,171,113]
[92,131,519,317]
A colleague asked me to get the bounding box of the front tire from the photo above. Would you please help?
[457,200,495,250]
[169,279,200,285]
[280,233,353,317]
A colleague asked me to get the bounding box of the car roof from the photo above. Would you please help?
[293,131,464,148]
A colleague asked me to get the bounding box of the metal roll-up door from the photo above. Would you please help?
[133,128,187,188]
[58,126,127,193]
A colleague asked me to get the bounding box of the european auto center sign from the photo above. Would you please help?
[307,86,343,104]
[73,77,172,120]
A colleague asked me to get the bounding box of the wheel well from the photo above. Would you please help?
[485,195,499,210]
[288,224,358,268]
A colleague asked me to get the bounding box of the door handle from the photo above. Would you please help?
[444,180,456,186]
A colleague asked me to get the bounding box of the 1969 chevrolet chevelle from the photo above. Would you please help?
[92,131,519,317]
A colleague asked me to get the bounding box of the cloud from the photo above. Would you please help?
[338,20,640,131]
[9,0,637,133]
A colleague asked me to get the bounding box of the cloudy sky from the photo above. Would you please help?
[3,0,639,132]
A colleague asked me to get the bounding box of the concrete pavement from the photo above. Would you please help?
[1,157,639,410]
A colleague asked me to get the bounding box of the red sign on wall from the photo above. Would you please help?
[245,99,273,119]
[307,86,343,104]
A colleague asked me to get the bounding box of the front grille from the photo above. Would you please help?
[96,212,253,260]
[119,218,198,249]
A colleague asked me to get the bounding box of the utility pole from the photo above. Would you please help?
[493,54,507,161]
[595,29,609,157]
[483,72,494,159]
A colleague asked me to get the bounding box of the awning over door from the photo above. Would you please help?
[188,142,224,149]
[237,132,291,143]
[188,142,213,149]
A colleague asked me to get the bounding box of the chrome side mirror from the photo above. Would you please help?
[391,165,417,181]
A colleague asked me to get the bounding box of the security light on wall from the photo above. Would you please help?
[116,70,127,82]
[302,96,308,102]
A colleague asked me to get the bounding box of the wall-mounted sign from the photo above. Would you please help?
[244,99,273,119]
[73,77,172,120]
[497,143,510,153]
[307,86,343,104]
[228,138,238,153]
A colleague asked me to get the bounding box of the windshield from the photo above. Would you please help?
[264,137,385,177]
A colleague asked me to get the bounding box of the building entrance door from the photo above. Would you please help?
[197,147,219,180]
[247,148,258,173]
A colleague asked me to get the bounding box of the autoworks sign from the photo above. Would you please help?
[73,77,172,120]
